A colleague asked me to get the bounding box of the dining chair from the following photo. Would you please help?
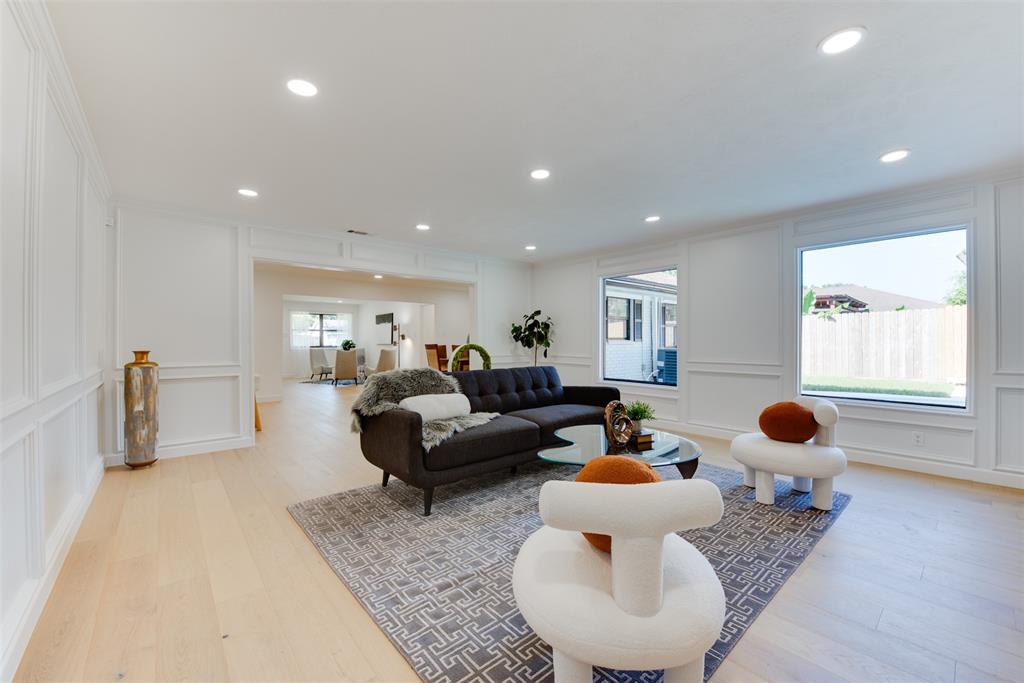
[425,344,440,370]
[333,349,360,385]
[367,347,397,375]
[309,348,332,380]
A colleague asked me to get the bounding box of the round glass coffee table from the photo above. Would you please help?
[538,424,703,479]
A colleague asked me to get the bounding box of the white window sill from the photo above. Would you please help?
[600,380,679,397]
[801,391,974,419]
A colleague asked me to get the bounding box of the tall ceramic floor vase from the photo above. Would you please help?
[124,350,159,468]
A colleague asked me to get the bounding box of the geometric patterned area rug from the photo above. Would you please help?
[288,460,850,682]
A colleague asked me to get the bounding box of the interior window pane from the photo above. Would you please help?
[322,315,340,330]
[295,330,319,348]
[602,268,677,386]
[800,228,968,408]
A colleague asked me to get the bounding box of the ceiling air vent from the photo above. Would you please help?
[346,229,369,236]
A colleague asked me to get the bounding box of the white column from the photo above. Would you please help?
[812,477,833,510]
[755,470,775,504]
[552,649,591,683]
[792,476,811,493]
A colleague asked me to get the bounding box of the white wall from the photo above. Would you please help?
[356,300,426,370]
[533,173,1024,488]
[112,206,252,463]
[1,3,111,678]
[116,221,530,437]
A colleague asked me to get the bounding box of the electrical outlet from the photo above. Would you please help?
[912,431,925,446]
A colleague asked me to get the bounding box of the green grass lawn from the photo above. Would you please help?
[802,376,957,398]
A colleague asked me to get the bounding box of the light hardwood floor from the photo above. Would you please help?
[15,380,1024,682]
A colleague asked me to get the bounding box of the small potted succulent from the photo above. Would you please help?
[624,400,655,433]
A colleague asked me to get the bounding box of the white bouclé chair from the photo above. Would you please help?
[513,479,726,683]
[730,397,847,510]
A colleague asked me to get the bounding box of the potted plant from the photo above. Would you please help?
[510,310,553,366]
[341,339,356,350]
[624,400,655,432]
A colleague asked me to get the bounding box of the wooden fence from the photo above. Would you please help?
[801,306,967,383]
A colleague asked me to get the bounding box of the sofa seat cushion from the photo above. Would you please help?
[507,404,606,445]
[424,415,540,471]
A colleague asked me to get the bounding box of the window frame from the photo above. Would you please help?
[796,224,971,412]
[605,296,633,341]
[632,298,644,341]
[660,302,677,348]
[291,312,343,348]
[599,266,679,388]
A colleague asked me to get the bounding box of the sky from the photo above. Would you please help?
[802,228,966,303]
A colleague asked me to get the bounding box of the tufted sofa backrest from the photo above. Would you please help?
[452,366,565,414]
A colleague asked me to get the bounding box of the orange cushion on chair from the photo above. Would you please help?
[575,455,662,553]
[759,401,818,443]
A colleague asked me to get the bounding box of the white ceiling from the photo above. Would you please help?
[50,1,1024,260]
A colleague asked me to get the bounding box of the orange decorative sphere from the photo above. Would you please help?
[759,401,818,443]
[575,455,662,553]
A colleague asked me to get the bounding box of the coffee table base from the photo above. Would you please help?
[675,458,700,479]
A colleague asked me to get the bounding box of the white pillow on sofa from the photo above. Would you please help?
[399,393,471,422]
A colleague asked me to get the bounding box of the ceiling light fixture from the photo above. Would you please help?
[286,79,318,97]
[524,245,537,251]
[817,27,865,55]
[373,274,383,279]
[415,224,430,231]
[530,169,551,180]
[237,188,258,197]
[879,149,910,163]
[645,215,661,223]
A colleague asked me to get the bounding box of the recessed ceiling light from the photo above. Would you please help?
[524,245,537,251]
[237,188,258,197]
[416,224,430,231]
[373,274,383,279]
[336,300,343,303]
[286,79,318,97]
[818,27,866,55]
[645,215,661,223]
[879,149,910,163]
[530,169,551,180]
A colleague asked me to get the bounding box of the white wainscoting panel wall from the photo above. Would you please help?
[0,3,111,678]
[112,210,533,459]
[532,172,1023,488]
[111,207,252,464]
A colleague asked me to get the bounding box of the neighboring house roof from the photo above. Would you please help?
[628,270,677,286]
[805,285,941,311]
[607,269,678,294]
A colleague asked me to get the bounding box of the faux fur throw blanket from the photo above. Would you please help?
[350,367,498,451]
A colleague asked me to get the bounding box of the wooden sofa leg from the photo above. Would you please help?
[423,488,434,516]
[382,471,390,487]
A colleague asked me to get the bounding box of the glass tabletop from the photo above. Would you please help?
[538,424,702,467]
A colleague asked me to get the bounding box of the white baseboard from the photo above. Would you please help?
[841,446,1024,489]
[0,459,104,682]
[651,418,1024,490]
[103,434,254,468]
